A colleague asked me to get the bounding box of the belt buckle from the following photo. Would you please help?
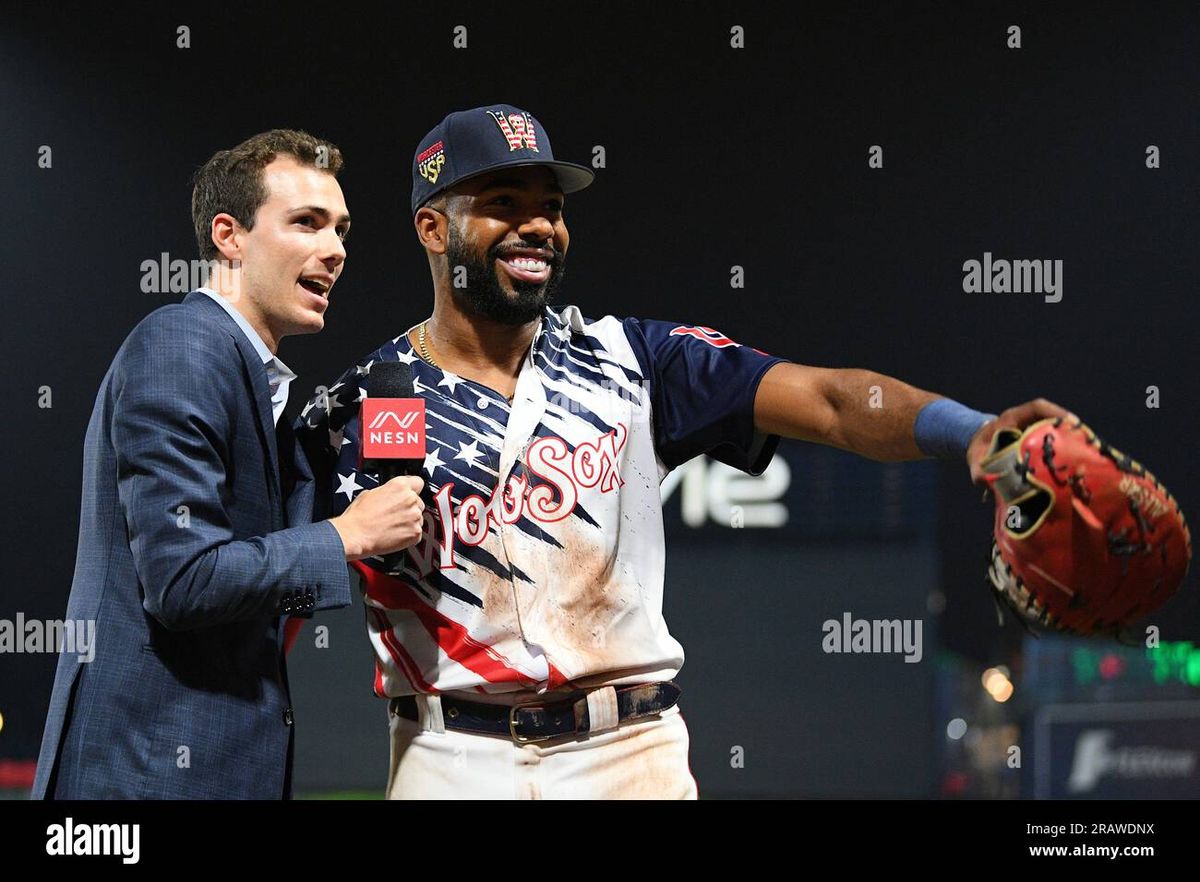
[508,703,552,744]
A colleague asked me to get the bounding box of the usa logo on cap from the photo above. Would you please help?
[417,140,446,183]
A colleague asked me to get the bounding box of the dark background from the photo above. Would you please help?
[1,2,1196,797]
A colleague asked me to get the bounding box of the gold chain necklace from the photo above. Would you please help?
[418,320,438,368]
[418,319,514,402]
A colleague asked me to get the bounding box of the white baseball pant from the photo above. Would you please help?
[384,688,699,799]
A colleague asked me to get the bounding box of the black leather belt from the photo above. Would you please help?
[389,681,682,744]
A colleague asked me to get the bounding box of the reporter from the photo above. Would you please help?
[32,130,419,800]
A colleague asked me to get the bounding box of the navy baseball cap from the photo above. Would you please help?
[411,104,595,215]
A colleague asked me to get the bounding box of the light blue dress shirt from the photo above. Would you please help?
[198,287,296,427]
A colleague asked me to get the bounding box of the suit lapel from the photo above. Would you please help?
[183,291,282,513]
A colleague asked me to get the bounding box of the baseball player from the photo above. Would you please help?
[295,104,1071,799]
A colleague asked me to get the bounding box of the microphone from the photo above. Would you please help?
[360,361,426,482]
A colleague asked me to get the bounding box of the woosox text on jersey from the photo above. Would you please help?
[404,422,629,572]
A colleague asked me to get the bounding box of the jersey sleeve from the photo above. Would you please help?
[621,317,788,475]
[294,360,368,519]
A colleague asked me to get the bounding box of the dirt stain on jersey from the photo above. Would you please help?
[535,523,631,674]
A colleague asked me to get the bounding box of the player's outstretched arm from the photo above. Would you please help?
[752,362,1073,480]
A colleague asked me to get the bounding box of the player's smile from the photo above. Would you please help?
[495,245,555,284]
[496,248,552,283]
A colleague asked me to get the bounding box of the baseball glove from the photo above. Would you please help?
[981,417,1191,637]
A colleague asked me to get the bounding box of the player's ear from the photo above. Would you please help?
[415,205,449,256]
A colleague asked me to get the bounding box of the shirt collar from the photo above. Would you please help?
[198,287,295,379]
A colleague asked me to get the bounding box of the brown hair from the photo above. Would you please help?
[191,129,344,261]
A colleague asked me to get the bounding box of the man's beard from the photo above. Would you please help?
[445,223,566,325]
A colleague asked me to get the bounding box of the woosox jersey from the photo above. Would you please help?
[295,305,786,697]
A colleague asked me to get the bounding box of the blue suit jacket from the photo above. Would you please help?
[32,290,352,799]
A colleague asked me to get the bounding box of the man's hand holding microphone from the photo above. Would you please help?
[328,362,429,562]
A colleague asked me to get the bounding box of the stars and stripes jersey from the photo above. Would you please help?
[295,305,786,697]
